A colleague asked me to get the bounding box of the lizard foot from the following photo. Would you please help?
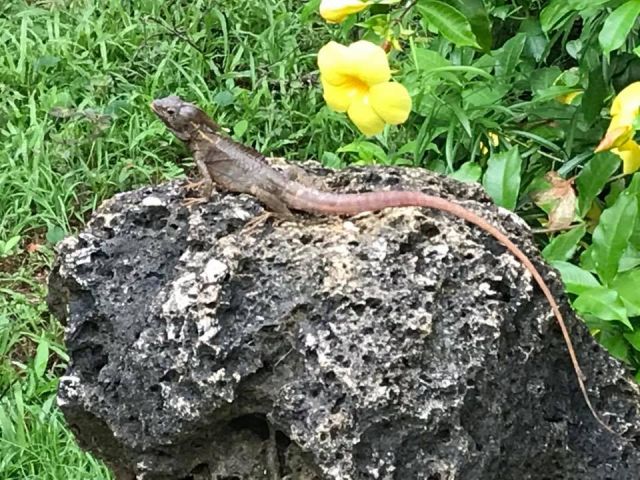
[242,212,276,234]
[181,196,209,207]
[184,179,206,191]
[242,211,290,234]
[182,179,213,207]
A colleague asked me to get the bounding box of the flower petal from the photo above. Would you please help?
[613,140,640,175]
[319,0,370,23]
[321,76,364,112]
[368,81,412,125]
[595,124,633,153]
[556,90,583,105]
[317,41,351,85]
[346,41,391,85]
[611,81,640,118]
[347,95,385,136]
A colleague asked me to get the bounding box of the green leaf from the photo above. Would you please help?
[411,48,450,71]
[34,337,50,378]
[550,260,601,295]
[582,65,607,124]
[0,404,14,443]
[573,287,631,329]
[482,147,522,210]
[0,235,21,256]
[521,18,547,62]
[447,102,471,139]
[541,0,614,32]
[105,99,131,117]
[605,178,626,207]
[450,161,482,183]
[448,0,492,52]
[619,244,640,272]
[494,33,526,77]
[12,383,25,447]
[572,0,622,9]
[301,0,321,21]
[322,151,342,169]
[599,329,630,362]
[213,90,234,107]
[540,1,573,32]
[417,0,479,48]
[542,225,586,262]
[628,172,640,195]
[233,119,248,138]
[628,174,640,247]
[463,84,508,108]
[592,192,638,284]
[599,0,640,55]
[623,329,640,352]
[34,55,60,72]
[580,244,596,271]
[46,225,66,245]
[338,141,388,164]
[611,268,640,316]
[575,152,620,216]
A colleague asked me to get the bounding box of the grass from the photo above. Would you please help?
[0,274,112,479]
[0,0,354,477]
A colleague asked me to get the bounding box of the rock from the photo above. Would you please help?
[48,165,640,480]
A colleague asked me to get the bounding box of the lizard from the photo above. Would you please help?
[150,94,611,432]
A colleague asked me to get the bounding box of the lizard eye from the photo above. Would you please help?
[166,107,176,116]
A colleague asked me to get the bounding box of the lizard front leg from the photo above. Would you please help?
[183,158,215,206]
[195,157,215,198]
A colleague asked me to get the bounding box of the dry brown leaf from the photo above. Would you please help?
[532,172,577,230]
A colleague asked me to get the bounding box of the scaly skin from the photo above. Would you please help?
[151,95,611,432]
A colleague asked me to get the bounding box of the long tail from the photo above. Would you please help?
[288,188,612,432]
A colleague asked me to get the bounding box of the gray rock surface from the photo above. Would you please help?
[48,165,640,480]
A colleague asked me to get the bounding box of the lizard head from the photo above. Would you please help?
[150,95,219,142]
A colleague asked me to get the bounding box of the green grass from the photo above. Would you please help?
[0,254,113,479]
[0,0,353,477]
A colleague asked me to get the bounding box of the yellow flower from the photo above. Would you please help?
[613,140,640,175]
[556,90,583,105]
[319,0,370,23]
[480,132,499,155]
[595,82,640,174]
[318,40,412,136]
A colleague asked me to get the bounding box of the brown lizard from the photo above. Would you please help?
[150,95,610,432]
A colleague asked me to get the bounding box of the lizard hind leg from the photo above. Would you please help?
[241,188,295,234]
[249,186,294,217]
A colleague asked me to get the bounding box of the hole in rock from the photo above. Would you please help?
[228,413,270,440]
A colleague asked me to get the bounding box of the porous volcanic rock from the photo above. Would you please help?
[48,164,640,480]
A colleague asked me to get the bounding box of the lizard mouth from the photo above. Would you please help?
[149,101,160,114]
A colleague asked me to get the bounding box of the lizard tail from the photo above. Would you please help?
[291,189,613,433]
[419,196,614,435]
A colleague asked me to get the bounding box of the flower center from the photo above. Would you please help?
[344,76,369,98]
